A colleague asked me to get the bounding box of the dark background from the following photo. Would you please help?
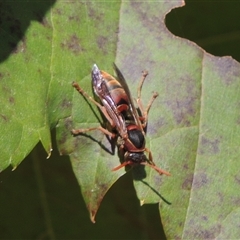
[1,0,240,239]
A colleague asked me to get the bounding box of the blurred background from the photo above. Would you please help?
[1,1,240,239]
[166,0,240,61]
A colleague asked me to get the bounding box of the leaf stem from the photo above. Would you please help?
[32,149,56,240]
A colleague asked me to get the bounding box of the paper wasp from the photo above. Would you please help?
[72,64,170,176]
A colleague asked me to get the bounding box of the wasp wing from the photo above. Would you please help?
[113,63,144,133]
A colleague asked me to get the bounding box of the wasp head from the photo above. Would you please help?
[125,152,147,164]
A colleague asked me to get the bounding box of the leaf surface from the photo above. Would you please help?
[1,0,240,237]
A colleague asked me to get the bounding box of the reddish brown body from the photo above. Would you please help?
[72,64,170,176]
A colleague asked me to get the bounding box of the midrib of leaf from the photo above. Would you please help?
[181,51,205,236]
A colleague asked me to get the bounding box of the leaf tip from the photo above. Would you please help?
[140,199,145,206]
[46,148,53,159]
[11,165,17,171]
[90,211,96,223]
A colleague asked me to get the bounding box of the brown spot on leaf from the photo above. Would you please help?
[182,173,193,190]
[193,172,209,189]
[61,98,72,109]
[234,174,240,185]
[164,74,200,126]
[130,2,163,34]
[200,224,221,239]
[198,136,220,155]
[186,219,221,239]
[68,15,80,22]
[147,116,166,136]
[231,196,240,206]
[0,114,8,122]
[61,34,84,55]
[97,36,108,54]
[57,117,73,155]
[9,96,14,104]
[217,192,224,204]
[87,3,104,22]
[211,56,240,85]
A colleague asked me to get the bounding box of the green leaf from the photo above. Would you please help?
[1,0,240,238]
[0,1,53,170]
[56,74,125,222]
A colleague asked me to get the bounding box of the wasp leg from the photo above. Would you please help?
[144,148,170,176]
[137,70,149,100]
[72,126,115,139]
[142,92,159,127]
[112,160,132,171]
[136,71,158,128]
[72,82,115,127]
[140,162,170,176]
[137,70,148,117]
